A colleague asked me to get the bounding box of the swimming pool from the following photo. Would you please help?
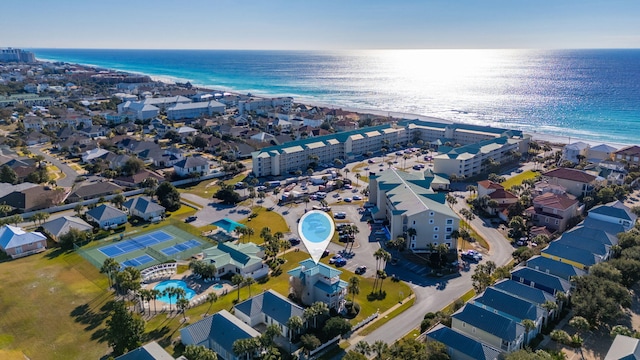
[212,283,223,290]
[212,218,245,233]
[154,280,196,302]
[299,210,334,244]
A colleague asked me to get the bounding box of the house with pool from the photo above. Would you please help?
[288,258,348,310]
[201,242,269,280]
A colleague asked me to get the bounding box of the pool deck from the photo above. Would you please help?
[141,270,233,313]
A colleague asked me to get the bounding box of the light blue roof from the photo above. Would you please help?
[563,225,618,246]
[288,258,342,278]
[526,255,586,281]
[426,324,501,360]
[314,279,348,294]
[589,200,634,221]
[582,217,625,236]
[452,304,525,342]
[0,225,46,250]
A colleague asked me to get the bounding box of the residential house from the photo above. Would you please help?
[369,169,460,251]
[201,242,269,279]
[234,289,305,340]
[180,310,261,360]
[0,225,47,259]
[79,125,108,138]
[541,168,602,198]
[81,148,111,163]
[614,145,640,166]
[526,192,581,233]
[587,200,637,231]
[41,216,93,242]
[22,115,44,130]
[450,304,525,352]
[101,110,126,125]
[85,204,128,229]
[477,180,518,220]
[67,182,123,202]
[115,341,176,360]
[541,241,604,270]
[470,287,546,342]
[525,255,586,281]
[604,335,640,360]
[0,185,67,212]
[541,225,618,269]
[123,196,165,222]
[492,279,558,317]
[426,324,501,360]
[288,258,348,310]
[173,156,211,177]
[25,132,51,146]
[251,131,277,143]
[562,142,590,163]
[113,169,165,188]
[509,267,572,296]
[587,144,617,163]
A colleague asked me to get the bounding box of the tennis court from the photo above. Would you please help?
[99,230,174,258]
[79,225,213,270]
[161,239,202,256]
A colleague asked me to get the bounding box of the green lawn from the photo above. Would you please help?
[147,250,412,355]
[177,173,248,198]
[0,250,112,360]
[501,170,539,190]
[239,206,289,238]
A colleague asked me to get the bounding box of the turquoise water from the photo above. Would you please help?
[212,284,223,290]
[31,49,640,145]
[300,211,333,243]
[213,218,244,233]
[154,280,196,302]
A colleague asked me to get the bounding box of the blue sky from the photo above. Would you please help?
[2,0,639,49]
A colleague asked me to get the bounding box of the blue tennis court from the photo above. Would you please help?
[161,239,202,256]
[121,254,154,268]
[99,230,174,257]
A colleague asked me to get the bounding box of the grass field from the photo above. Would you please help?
[239,206,289,239]
[177,173,248,198]
[0,250,111,360]
[502,170,539,190]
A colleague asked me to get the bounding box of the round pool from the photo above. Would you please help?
[154,280,196,302]
[299,210,334,244]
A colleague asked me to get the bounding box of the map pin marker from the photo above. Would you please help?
[298,210,335,264]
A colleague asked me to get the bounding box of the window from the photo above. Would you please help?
[434,227,439,232]
[429,219,434,224]
[433,234,439,240]
[429,212,434,216]
[446,219,453,225]
[413,220,415,225]
[445,227,452,233]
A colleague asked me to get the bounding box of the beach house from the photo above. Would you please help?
[234,289,305,340]
[123,196,165,222]
[201,242,269,280]
[41,216,93,242]
[0,225,47,259]
[288,259,348,310]
[85,204,128,230]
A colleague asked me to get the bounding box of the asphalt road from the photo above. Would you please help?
[30,145,78,187]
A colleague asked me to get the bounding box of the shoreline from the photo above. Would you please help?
[36,58,634,149]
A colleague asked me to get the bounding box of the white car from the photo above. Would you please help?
[353,195,362,200]
[329,255,343,264]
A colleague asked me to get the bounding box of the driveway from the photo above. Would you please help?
[31,146,78,187]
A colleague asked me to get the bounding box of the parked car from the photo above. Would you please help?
[344,197,352,202]
[353,195,362,200]
[329,255,343,264]
[335,258,347,267]
[413,165,422,170]
[289,238,301,245]
[368,159,376,164]
[461,250,482,262]
[355,266,367,275]
[184,216,197,223]
[334,212,346,219]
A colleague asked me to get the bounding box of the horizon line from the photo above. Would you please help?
[17,46,640,52]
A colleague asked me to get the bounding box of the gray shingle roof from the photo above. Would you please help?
[174,156,209,169]
[41,216,93,238]
[123,196,165,215]
[180,310,259,354]
[115,341,175,360]
[86,204,128,222]
[234,289,304,326]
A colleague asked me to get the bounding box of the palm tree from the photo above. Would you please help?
[372,340,388,359]
[232,274,245,301]
[286,316,304,341]
[204,292,218,316]
[111,194,126,210]
[164,286,178,313]
[260,227,272,241]
[522,319,536,346]
[150,289,161,314]
[355,173,361,187]
[243,277,256,297]
[0,204,13,217]
[177,297,190,320]
[348,276,360,302]
[304,302,329,329]
[73,203,84,216]
[100,257,120,288]
[355,341,371,356]
[245,227,255,243]
[234,226,247,242]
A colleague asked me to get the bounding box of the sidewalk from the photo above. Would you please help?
[347,293,416,345]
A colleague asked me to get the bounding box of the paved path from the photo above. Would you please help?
[30,145,78,187]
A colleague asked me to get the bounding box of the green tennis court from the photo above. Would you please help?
[78,225,213,270]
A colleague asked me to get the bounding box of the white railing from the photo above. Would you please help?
[351,311,379,333]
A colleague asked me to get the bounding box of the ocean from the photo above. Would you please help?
[31,49,640,145]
